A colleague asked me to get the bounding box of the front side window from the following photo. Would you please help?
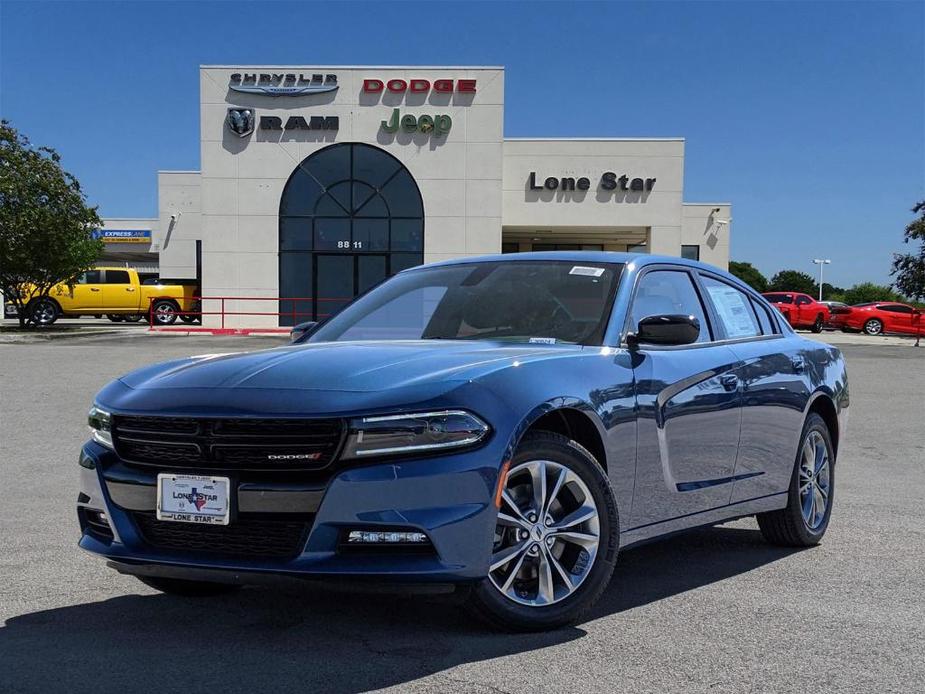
[629,270,711,343]
[764,293,793,304]
[311,261,623,345]
[795,295,812,306]
[701,276,761,338]
[78,270,102,284]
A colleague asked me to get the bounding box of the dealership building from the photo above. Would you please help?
[109,65,731,327]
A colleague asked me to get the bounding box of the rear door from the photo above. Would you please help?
[628,267,743,527]
[698,273,807,503]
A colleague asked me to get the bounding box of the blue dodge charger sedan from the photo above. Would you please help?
[78,253,848,630]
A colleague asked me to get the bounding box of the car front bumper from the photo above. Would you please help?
[77,441,504,584]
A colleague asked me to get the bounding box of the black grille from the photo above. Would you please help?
[112,415,344,471]
[132,512,310,559]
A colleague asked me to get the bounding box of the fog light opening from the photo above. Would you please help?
[347,530,429,545]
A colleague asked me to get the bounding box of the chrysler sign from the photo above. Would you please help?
[229,73,338,96]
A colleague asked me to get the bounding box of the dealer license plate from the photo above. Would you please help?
[156,473,231,525]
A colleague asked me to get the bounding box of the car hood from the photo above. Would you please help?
[117,340,584,393]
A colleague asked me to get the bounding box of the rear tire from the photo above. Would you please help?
[149,300,179,325]
[465,431,619,631]
[106,314,124,322]
[137,576,241,597]
[757,413,834,547]
[863,318,883,336]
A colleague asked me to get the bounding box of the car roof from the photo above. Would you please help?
[415,251,716,273]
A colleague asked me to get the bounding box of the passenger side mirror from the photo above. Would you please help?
[627,314,700,348]
[290,320,319,343]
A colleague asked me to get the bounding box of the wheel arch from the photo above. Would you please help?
[510,400,608,472]
[807,391,840,457]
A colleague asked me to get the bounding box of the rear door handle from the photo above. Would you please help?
[720,374,739,391]
[791,356,806,373]
[125,287,135,292]
[90,287,100,292]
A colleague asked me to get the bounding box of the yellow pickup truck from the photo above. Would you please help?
[9,268,199,326]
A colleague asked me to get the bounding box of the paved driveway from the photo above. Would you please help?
[0,335,922,693]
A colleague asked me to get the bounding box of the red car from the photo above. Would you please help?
[839,302,924,336]
[762,292,829,332]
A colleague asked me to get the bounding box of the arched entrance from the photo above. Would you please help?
[278,143,424,325]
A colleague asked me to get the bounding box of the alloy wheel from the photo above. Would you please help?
[154,304,176,324]
[798,430,831,530]
[490,460,601,606]
[32,300,56,325]
[865,319,882,335]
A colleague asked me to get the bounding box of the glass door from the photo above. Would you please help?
[313,254,389,321]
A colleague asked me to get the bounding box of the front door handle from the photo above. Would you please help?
[125,287,135,292]
[720,374,739,391]
[90,287,100,292]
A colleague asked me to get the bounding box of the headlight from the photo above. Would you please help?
[87,405,113,449]
[342,410,490,459]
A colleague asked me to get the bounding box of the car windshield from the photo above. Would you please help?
[309,260,624,345]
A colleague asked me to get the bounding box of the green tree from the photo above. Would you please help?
[821,282,845,301]
[843,282,903,306]
[768,269,817,295]
[728,261,768,292]
[0,121,102,327]
[891,200,925,304]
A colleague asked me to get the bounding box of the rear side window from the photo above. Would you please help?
[751,298,777,334]
[630,270,711,343]
[880,304,912,313]
[701,276,761,338]
[104,270,131,284]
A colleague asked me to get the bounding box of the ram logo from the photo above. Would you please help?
[267,453,322,461]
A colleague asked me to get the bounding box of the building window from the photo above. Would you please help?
[531,243,604,252]
[627,243,648,254]
[501,242,520,254]
[278,143,424,325]
[681,245,700,261]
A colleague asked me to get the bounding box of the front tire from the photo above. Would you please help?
[757,413,834,547]
[137,576,241,597]
[811,314,824,333]
[863,318,883,336]
[28,298,59,326]
[466,431,619,631]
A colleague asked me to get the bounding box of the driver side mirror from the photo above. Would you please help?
[627,314,700,348]
[290,320,319,343]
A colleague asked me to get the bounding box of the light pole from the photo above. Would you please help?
[812,259,831,301]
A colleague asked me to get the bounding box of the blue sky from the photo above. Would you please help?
[1,0,922,287]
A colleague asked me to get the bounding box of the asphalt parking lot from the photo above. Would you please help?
[1,333,923,693]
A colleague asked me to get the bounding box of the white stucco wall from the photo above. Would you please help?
[156,171,202,279]
[681,203,731,270]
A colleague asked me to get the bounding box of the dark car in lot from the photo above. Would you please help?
[78,253,848,631]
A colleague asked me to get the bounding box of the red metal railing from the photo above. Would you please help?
[146,296,351,335]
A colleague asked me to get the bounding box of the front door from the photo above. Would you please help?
[313,254,388,322]
[628,267,743,528]
[65,269,103,311]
